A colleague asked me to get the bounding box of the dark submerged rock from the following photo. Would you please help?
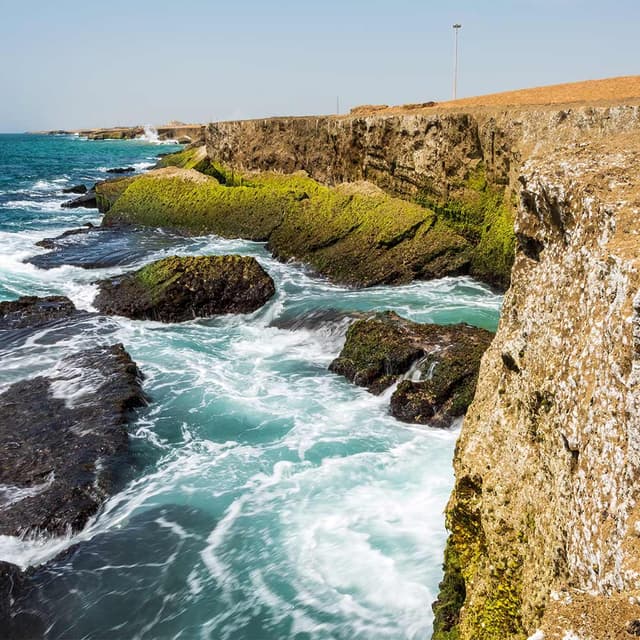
[61,184,87,194]
[94,255,276,322]
[0,343,147,537]
[106,166,135,174]
[35,223,96,249]
[0,295,83,330]
[330,311,493,427]
[29,225,194,271]
[0,561,44,640]
[61,189,97,209]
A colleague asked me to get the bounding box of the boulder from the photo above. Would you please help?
[61,189,97,209]
[62,184,87,194]
[94,255,275,322]
[330,311,493,427]
[0,343,147,537]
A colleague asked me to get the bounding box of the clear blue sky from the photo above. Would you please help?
[1,0,638,131]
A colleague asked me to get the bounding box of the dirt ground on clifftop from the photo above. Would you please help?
[352,75,640,116]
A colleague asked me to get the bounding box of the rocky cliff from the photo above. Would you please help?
[435,130,640,640]
[206,104,640,638]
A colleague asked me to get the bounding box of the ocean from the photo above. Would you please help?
[0,133,502,639]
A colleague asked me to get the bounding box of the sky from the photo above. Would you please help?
[0,0,638,131]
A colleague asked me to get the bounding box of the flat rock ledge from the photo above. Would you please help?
[0,343,146,538]
[94,255,276,322]
[0,297,148,636]
[329,311,493,427]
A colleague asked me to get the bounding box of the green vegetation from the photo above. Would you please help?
[416,165,515,289]
[329,311,425,393]
[434,475,526,640]
[432,537,465,640]
[102,155,514,289]
[95,176,137,213]
[104,169,472,286]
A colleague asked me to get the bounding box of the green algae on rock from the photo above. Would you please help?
[95,175,137,213]
[329,311,492,428]
[102,167,473,287]
[416,165,515,290]
[94,255,275,322]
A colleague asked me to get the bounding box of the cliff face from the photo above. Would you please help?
[206,105,640,200]
[207,105,640,638]
[442,132,640,639]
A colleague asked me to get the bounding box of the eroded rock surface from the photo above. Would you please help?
[94,255,275,322]
[330,311,492,427]
[0,296,84,330]
[434,133,640,639]
[0,343,146,537]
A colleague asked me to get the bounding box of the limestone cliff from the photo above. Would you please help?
[435,131,640,639]
[206,104,640,638]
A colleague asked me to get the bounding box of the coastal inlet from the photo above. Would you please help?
[0,133,501,639]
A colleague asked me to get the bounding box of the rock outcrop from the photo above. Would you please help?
[0,296,83,330]
[61,184,87,194]
[61,189,97,209]
[330,311,492,428]
[99,165,477,287]
[0,343,146,537]
[94,255,275,322]
[433,132,640,639]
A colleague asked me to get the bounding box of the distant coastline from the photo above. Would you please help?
[31,122,205,144]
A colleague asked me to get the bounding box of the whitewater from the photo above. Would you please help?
[0,133,502,639]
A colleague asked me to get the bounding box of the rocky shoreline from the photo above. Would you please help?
[11,93,640,638]
[35,123,205,145]
[1,137,501,635]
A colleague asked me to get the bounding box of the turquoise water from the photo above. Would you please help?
[0,134,502,639]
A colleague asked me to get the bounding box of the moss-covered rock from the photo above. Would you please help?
[102,168,473,286]
[432,537,466,640]
[417,165,515,289]
[95,176,137,213]
[329,311,425,394]
[155,146,207,170]
[329,311,493,427]
[390,329,492,427]
[94,255,275,322]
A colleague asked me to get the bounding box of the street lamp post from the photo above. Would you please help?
[452,23,462,100]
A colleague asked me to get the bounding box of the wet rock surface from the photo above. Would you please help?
[61,184,87,195]
[0,296,85,330]
[28,225,192,270]
[106,166,135,174]
[330,311,492,427]
[0,561,43,640]
[61,189,97,209]
[94,255,276,322]
[0,343,147,537]
[35,222,98,250]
